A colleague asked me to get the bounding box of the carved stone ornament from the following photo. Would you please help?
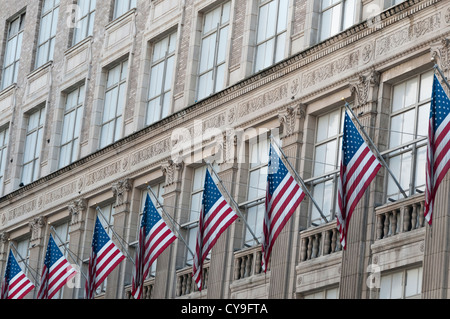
[0,232,9,244]
[112,178,133,207]
[431,38,450,73]
[29,216,47,242]
[161,160,184,186]
[278,103,306,137]
[68,198,87,226]
[349,69,380,108]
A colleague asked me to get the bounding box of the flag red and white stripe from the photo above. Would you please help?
[337,111,381,249]
[192,169,238,290]
[85,216,125,299]
[37,234,77,299]
[262,143,305,272]
[1,249,35,299]
[132,194,176,299]
[425,74,450,225]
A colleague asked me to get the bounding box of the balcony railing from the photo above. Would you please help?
[233,245,267,281]
[375,194,425,240]
[299,221,342,262]
[175,262,210,297]
[124,278,155,299]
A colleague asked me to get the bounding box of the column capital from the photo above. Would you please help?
[29,216,47,242]
[111,178,133,209]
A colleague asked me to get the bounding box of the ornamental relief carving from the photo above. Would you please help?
[112,178,133,207]
[375,12,441,57]
[431,38,450,73]
[68,198,87,226]
[349,69,380,109]
[29,216,47,242]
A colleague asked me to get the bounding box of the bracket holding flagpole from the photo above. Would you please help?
[270,135,329,223]
[434,64,450,90]
[95,207,135,266]
[205,161,261,245]
[146,185,196,259]
[49,225,88,281]
[343,100,408,199]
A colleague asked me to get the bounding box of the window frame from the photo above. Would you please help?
[146,32,177,126]
[318,0,356,42]
[59,84,85,169]
[254,0,289,73]
[196,1,231,101]
[99,59,128,149]
[0,125,9,196]
[379,266,423,299]
[72,0,96,46]
[1,12,25,90]
[382,69,433,201]
[21,107,45,186]
[113,0,136,20]
[36,0,60,69]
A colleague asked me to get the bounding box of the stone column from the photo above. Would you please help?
[105,178,133,299]
[422,38,450,298]
[339,69,381,299]
[267,103,305,299]
[153,160,184,298]
[28,216,47,297]
[64,198,87,299]
[0,232,10,288]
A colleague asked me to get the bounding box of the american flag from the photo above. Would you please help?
[131,194,176,299]
[192,169,238,290]
[37,234,77,299]
[337,111,381,249]
[425,74,450,225]
[85,216,125,299]
[262,143,305,272]
[1,249,35,299]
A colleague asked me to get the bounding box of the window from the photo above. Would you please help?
[384,0,405,9]
[100,60,128,148]
[73,0,96,45]
[59,85,84,168]
[184,164,219,265]
[113,0,136,19]
[1,13,25,90]
[385,70,433,201]
[243,138,270,246]
[303,286,339,299]
[138,183,165,276]
[380,266,422,299]
[196,2,231,101]
[146,32,177,125]
[308,108,344,225]
[22,107,45,186]
[36,0,60,68]
[52,222,70,299]
[254,0,289,73]
[95,203,115,294]
[0,126,9,196]
[319,0,356,42]
[15,238,31,277]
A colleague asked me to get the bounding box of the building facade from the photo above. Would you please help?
[0,0,449,299]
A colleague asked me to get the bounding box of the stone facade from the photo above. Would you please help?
[0,0,449,299]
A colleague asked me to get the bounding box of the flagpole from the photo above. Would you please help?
[95,207,135,265]
[434,64,450,90]
[9,242,40,286]
[205,161,261,245]
[146,185,196,258]
[49,226,88,282]
[270,135,329,223]
[343,101,408,199]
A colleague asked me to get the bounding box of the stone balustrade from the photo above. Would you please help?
[375,194,425,240]
[124,278,155,299]
[175,262,210,297]
[299,221,342,262]
[233,245,267,280]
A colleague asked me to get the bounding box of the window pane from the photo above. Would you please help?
[343,0,355,30]
[419,71,433,102]
[391,272,403,299]
[405,268,420,297]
